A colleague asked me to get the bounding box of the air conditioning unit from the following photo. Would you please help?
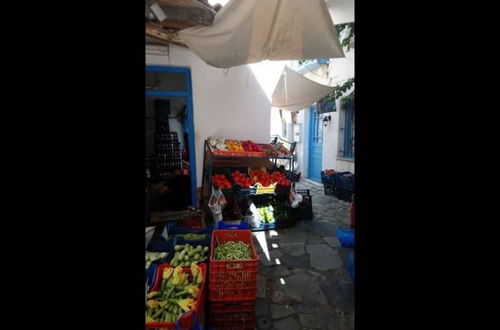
[146,44,169,56]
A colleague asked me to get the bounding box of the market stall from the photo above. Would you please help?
[200,137,310,231]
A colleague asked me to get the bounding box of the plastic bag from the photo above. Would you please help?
[336,226,355,248]
[208,186,226,222]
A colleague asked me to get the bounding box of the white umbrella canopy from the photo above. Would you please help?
[179,0,345,68]
[272,67,335,112]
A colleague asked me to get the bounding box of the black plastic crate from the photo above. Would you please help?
[286,171,301,182]
[324,182,336,196]
[334,172,355,190]
[336,187,353,202]
[321,171,335,184]
[293,189,313,220]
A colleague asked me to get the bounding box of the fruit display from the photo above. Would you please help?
[170,244,210,266]
[225,140,244,152]
[213,241,252,260]
[146,264,204,323]
[249,168,273,187]
[269,171,292,187]
[241,140,263,152]
[212,174,232,189]
[231,170,254,188]
[146,251,169,269]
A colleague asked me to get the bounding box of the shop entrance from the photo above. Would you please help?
[145,66,197,206]
[308,103,323,182]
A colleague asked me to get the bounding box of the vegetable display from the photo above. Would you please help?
[257,206,275,224]
[269,171,292,187]
[146,251,168,269]
[231,170,253,188]
[212,174,232,189]
[249,168,273,187]
[170,244,210,267]
[241,140,262,152]
[175,233,208,241]
[214,241,252,260]
[146,264,204,324]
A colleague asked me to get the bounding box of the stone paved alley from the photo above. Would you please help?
[251,179,354,330]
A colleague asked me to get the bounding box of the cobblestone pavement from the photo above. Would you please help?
[252,179,354,330]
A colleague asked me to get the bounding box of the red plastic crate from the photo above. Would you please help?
[145,263,207,330]
[210,300,256,313]
[209,301,256,330]
[209,230,258,301]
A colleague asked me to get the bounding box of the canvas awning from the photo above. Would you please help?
[178,0,345,68]
[272,67,335,112]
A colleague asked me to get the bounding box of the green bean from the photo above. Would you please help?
[214,241,251,260]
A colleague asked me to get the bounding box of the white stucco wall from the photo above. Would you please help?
[147,44,273,187]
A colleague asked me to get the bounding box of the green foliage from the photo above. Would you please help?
[336,23,355,52]
[322,78,354,104]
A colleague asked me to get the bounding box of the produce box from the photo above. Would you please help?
[167,222,212,247]
[210,169,233,196]
[209,230,258,301]
[146,236,177,266]
[167,242,211,267]
[216,220,250,230]
[208,300,256,330]
[146,263,207,330]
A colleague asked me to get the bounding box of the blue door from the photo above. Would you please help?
[308,104,323,182]
[145,66,197,206]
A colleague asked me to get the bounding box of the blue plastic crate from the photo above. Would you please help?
[347,251,355,281]
[146,262,158,291]
[146,235,176,265]
[167,222,212,247]
[336,227,355,248]
[216,221,250,230]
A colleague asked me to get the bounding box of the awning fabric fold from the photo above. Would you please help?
[272,67,335,112]
[178,0,345,68]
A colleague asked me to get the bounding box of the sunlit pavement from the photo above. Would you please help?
[251,180,354,330]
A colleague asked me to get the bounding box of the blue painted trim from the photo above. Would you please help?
[185,71,198,207]
[146,65,197,206]
[307,106,315,179]
[343,100,354,159]
[145,90,189,98]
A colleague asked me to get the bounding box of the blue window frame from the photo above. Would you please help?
[343,99,354,159]
[145,66,197,206]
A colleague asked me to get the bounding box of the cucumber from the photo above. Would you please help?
[174,245,184,251]
[194,253,200,260]
[203,246,209,254]
[178,249,186,261]
[196,245,203,251]
[188,249,196,257]
[184,255,190,261]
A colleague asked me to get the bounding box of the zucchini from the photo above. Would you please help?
[147,291,160,299]
[152,308,164,319]
[178,249,186,261]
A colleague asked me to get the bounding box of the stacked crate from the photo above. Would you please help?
[208,230,258,330]
[154,99,182,178]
